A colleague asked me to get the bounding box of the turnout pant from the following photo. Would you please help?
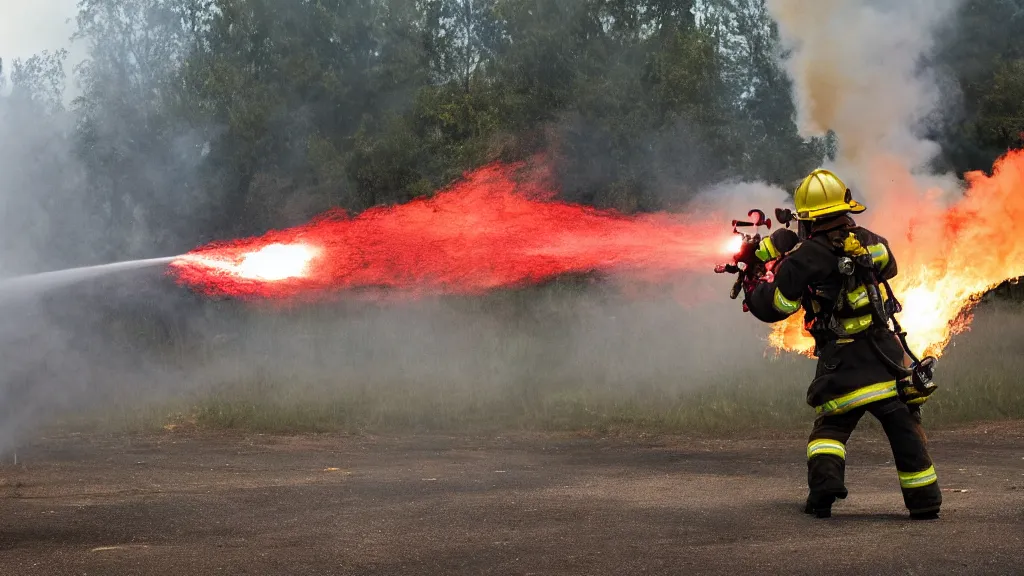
[807,396,941,513]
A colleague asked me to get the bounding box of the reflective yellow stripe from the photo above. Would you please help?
[899,382,932,405]
[899,466,937,489]
[841,314,873,334]
[815,381,899,416]
[868,243,889,268]
[755,238,780,262]
[846,285,869,309]
[807,439,846,460]
[773,288,801,314]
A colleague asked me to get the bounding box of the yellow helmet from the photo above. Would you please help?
[793,169,866,220]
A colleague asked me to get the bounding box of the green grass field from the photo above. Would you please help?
[50,295,1024,437]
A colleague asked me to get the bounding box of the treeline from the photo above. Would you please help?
[0,0,1022,273]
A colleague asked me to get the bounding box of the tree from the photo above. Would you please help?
[73,0,214,259]
[0,50,97,273]
[975,59,1024,154]
[698,0,823,188]
[930,0,1024,174]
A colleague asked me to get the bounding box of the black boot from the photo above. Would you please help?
[804,493,838,518]
[910,506,940,520]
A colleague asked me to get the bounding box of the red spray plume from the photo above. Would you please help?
[167,158,732,301]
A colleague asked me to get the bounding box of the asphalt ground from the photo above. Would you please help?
[2,423,1023,575]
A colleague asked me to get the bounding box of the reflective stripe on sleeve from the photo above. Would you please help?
[773,288,801,315]
[755,238,780,262]
[868,243,890,268]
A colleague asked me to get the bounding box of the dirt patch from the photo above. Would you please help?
[2,424,1023,575]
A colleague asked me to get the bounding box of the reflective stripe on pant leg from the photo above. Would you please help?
[869,399,942,511]
[807,409,863,499]
[807,439,846,460]
[898,466,938,489]
[815,381,899,416]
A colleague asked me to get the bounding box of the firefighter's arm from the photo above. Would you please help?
[743,246,813,324]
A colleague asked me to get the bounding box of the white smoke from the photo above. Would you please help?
[0,0,85,99]
[766,0,965,235]
[689,181,792,220]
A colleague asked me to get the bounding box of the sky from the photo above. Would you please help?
[0,0,85,96]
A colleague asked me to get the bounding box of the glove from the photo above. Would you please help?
[755,229,799,262]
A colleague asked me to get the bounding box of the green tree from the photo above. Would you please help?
[0,50,98,272]
[177,0,438,230]
[699,0,822,188]
[73,0,213,259]
[931,0,1024,174]
[54,0,852,263]
[975,59,1024,153]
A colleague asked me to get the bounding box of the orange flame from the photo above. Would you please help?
[770,149,1024,358]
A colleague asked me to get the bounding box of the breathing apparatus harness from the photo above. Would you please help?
[818,226,938,401]
[719,207,938,403]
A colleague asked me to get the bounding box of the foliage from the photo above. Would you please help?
[930,0,1024,173]
[2,0,1024,436]
[0,0,826,265]
[0,0,1019,265]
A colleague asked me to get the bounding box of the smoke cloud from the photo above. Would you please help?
[0,0,85,99]
[766,0,965,235]
[0,0,813,455]
[5,0,995,455]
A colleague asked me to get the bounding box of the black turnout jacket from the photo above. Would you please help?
[744,217,907,411]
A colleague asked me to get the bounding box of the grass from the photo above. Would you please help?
[186,378,814,436]
[40,295,1024,438]
[69,348,1024,438]
[181,352,1024,435]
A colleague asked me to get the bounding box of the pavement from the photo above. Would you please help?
[2,422,1023,575]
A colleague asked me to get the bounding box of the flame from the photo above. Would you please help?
[168,160,729,301]
[176,243,321,282]
[770,149,1024,358]
[236,244,320,281]
[723,234,744,256]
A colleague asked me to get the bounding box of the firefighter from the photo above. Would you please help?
[743,169,941,520]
